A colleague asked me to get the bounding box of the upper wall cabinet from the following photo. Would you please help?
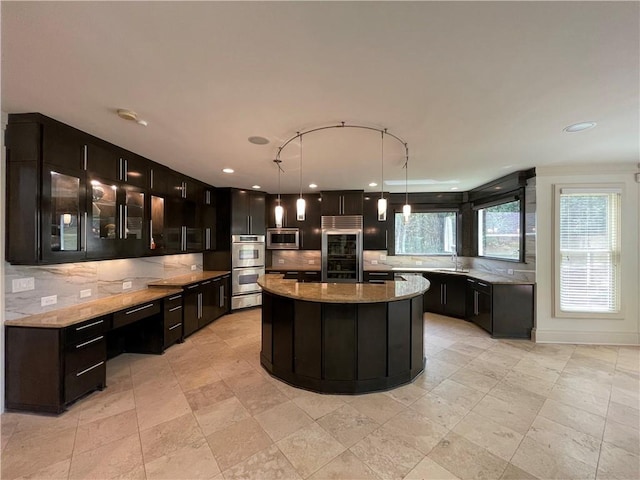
[5,113,216,265]
[321,190,363,216]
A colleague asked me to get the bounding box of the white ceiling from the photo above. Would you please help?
[2,1,638,195]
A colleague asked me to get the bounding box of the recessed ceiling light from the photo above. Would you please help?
[222,168,234,174]
[369,182,377,187]
[309,183,318,189]
[451,187,459,190]
[563,122,597,133]
[248,136,270,145]
[252,185,261,189]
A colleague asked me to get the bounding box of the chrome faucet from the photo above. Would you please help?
[450,246,459,272]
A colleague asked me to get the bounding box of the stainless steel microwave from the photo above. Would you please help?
[266,228,300,250]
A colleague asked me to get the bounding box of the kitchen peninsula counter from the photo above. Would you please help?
[147,270,230,287]
[259,274,429,394]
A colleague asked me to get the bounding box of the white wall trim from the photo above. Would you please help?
[536,163,636,176]
[533,328,640,346]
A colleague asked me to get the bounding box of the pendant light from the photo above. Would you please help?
[274,159,284,228]
[296,133,306,221]
[377,130,387,221]
[402,145,411,223]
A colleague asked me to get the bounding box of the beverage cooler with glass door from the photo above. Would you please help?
[321,216,363,283]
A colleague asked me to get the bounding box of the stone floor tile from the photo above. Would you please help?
[234,381,290,415]
[383,383,428,406]
[144,440,220,480]
[452,411,524,461]
[206,417,272,471]
[472,395,538,435]
[222,445,300,480]
[139,412,205,463]
[607,400,640,427]
[449,367,500,393]
[597,441,640,480]
[308,450,379,480]
[316,404,380,448]
[511,437,595,480]
[409,392,468,430]
[427,432,508,480]
[74,408,139,454]
[381,408,449,455]
[277,423,346,478]
[537,398,606,439]
[193,396,250,436]
[254,400,314,442]
[548,383,610,417]
[603,419,640,455]
[184,379,235,411]
[430,379,486,410]
[68,432,145,480]
[500,463,539,480]
[348,392,406,424]
[403,457,461,480]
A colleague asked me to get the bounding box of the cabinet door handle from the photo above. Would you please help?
[474,290,479,315]
[169,322,182,331]
[202,280,212,285]
[75,335,104,349]
[169,305,182,312]
[76,319,104,331]
[205,228,210,249]
[118,205,123,239]
[82,211,88,251]
[182,226,187,251]
[82,145,88,170]
[150,220,153,248]
[198,292,202,318]
[150,169,154,190]
[119,158,123,181]
[443,284,447,305]
[385,230,388,249]
[76,361,104,377]
[219,285,224,307]
[125,303,155,315]
[186,284,200,289]
[124,159,128,182]
[123,205,128,239]
[182,182,187,199]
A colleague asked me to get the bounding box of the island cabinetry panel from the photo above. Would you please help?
[422,272,467,318]
[321,190,363,216]
[260,290,424,394]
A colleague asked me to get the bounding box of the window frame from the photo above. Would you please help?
[553,184,623,319]
[473,190,525,263]
[391,207,461,256]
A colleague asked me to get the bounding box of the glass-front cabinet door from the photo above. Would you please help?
[86,178,146,259]
[150,195,166,253]
[41,167,88,262]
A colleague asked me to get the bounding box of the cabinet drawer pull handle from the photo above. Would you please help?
[169,295,182,301]
[76,320,104,331]
[187,284,200,289]
[478,282,488,287]
[169,322,182,331]
[169,305,182,312]
[466,279,475,283]
[369,272,388,276]
[202,280,212,285]
[75,336,104,349]
[76,361,104,377]
[125,303,155,315]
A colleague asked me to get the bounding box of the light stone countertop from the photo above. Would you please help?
[258,273,429,304]
[147,270,231,287]
[4,287,182,329]
[364,266,535,285]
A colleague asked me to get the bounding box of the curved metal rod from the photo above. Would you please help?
[275,122,409,165]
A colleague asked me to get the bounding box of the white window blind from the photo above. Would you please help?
[558,188,621,314]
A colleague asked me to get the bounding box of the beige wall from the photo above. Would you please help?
[535,164,640,345]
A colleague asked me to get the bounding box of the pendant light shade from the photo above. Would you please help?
[297,134,306,221]
[403,144,411,224]
[274,158,284,228]
[275,204,284,228]
[378,130,387,221]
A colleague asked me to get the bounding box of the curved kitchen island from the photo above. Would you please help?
[258,274,429,394]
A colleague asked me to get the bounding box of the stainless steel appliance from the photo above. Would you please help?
[266,228,300,250]
[231,234,265,309]
[321,216,363,283]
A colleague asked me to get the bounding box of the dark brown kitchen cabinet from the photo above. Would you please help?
[466,279,534,339]
[182,278,221,336]
[231,189,266,235]
[5,315,108,414]
[363,193,390,250]
[213,274,230,318]
[163,293,184,348]
[363,271,394,283]
[422,272,467,318]
[266,193,321,249]
[202,187,216,251]
[321,190,363,216]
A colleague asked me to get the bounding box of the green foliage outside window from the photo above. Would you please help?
[395,212,457,255]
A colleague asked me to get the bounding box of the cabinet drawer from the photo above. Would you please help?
[64,316,109,347]
[164,303,183,329]
[364,271,393,283]
[470,279,492,294]
[165,293,183,310]
[65,337,106,375]
[164,320,183,347]
[113,301,161,329]
[64,360,105,404]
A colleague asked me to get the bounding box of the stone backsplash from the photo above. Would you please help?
[4,253,203,320]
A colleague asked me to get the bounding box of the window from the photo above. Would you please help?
[395,211,456,255]
[556,187,621,315]
[478,199,521,260]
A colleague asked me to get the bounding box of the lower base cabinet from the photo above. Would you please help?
[182,275,230,338]
[422,273,467,318]
[466,278,534,338]
[164,293,184,348]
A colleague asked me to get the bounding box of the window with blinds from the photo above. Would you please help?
[556,187,621,315]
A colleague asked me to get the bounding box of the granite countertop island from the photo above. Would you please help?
[258,273,429,303]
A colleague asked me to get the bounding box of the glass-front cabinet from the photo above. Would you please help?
[40,167,88,263]
[87,178,146,259]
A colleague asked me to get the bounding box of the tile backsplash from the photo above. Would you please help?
[4,253,203,320]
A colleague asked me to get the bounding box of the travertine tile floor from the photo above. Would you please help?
[1,309,639,480]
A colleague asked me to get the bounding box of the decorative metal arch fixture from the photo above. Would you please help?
[274,122,410,222]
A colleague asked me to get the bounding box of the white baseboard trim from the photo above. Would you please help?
[532,328,640,345]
